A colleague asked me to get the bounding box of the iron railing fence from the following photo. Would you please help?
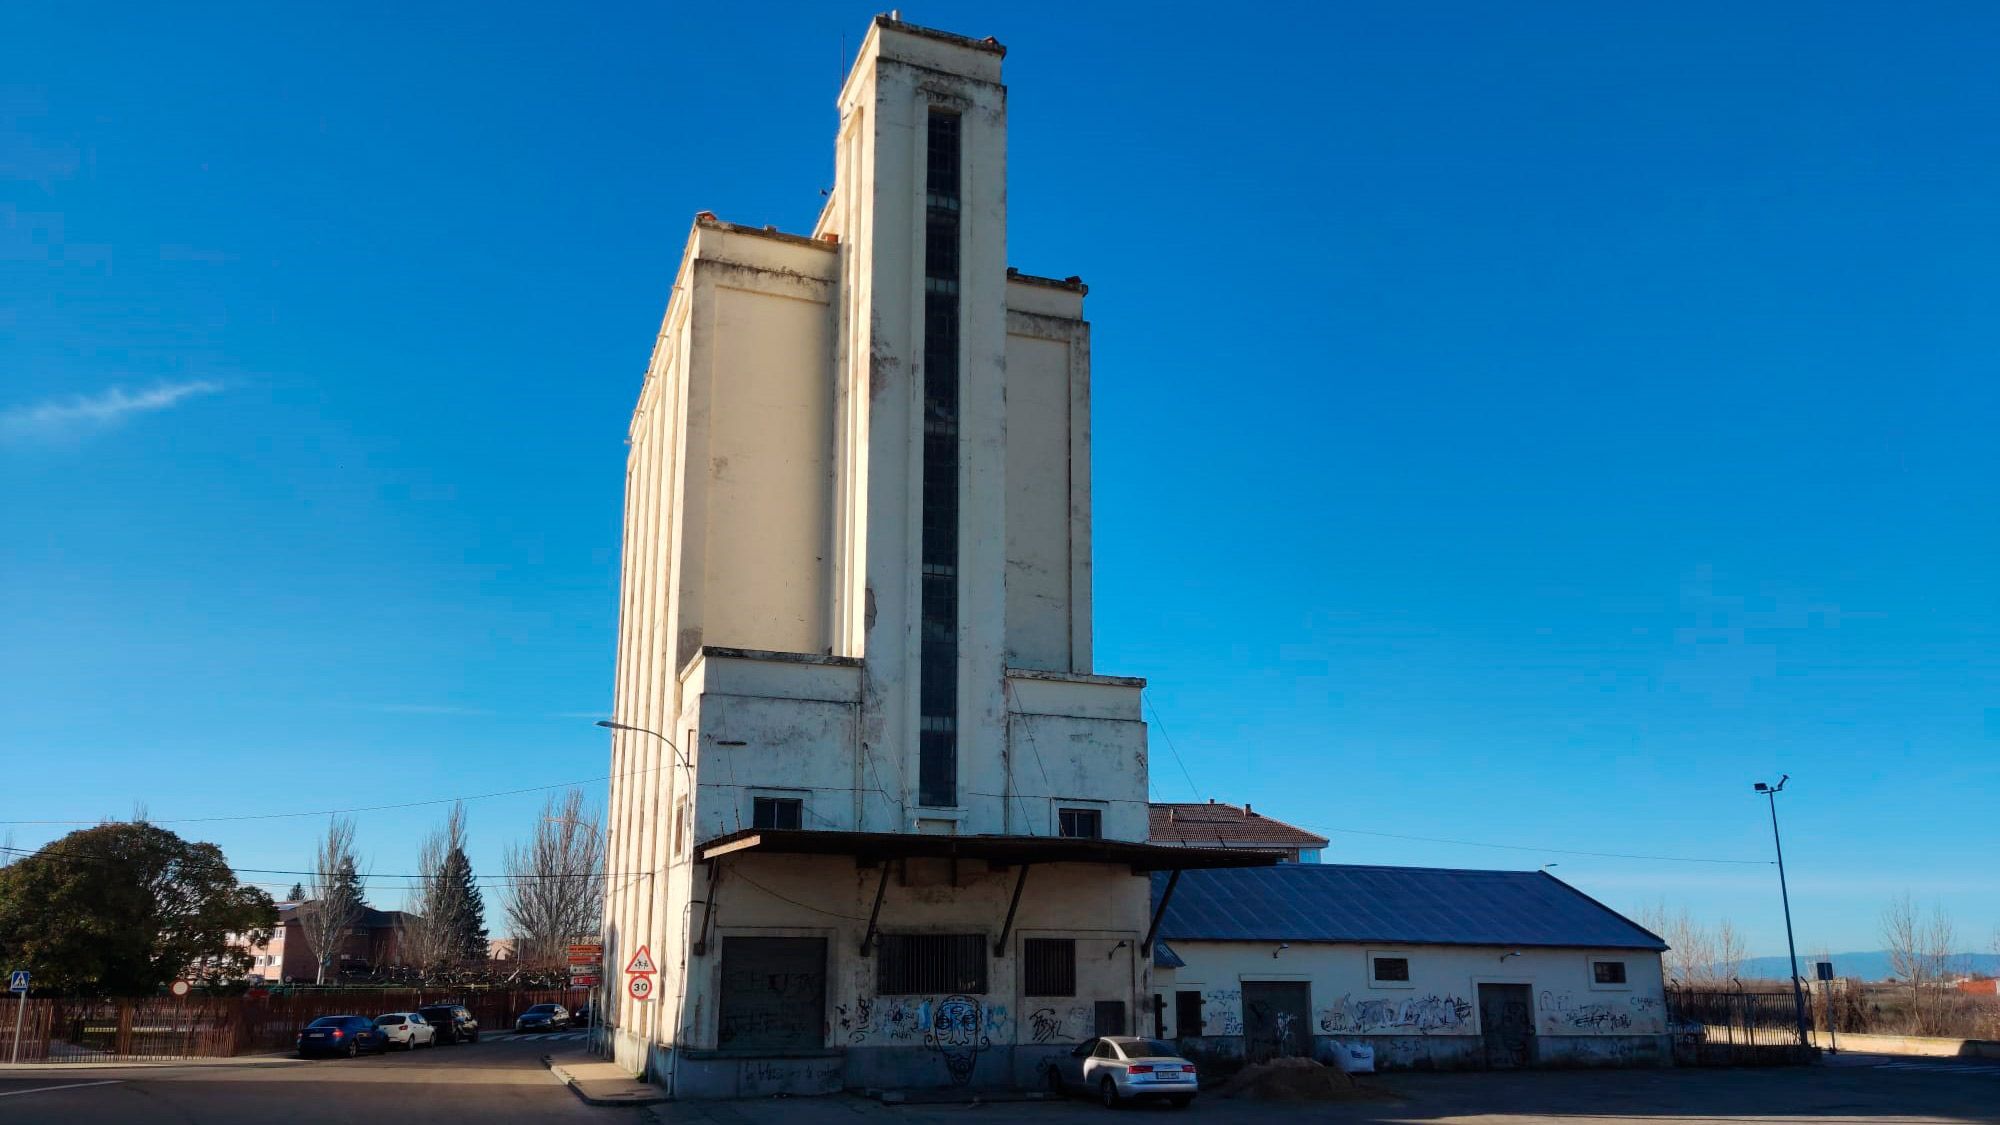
[1665,986,1816,1066]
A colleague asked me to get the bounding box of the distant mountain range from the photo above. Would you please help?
[1732,951,2000,983]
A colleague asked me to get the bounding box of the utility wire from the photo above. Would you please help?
[1142,691,1203,802]
[0,761,673,828]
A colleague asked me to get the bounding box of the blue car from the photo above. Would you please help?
[297,1014,388,1058]
[514,1003,570,1033]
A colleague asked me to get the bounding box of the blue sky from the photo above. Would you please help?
[3,1,1995,959]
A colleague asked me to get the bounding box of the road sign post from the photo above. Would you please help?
[9,969,28,1065]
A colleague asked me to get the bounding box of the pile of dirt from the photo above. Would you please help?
[1212,1057,1376,1101]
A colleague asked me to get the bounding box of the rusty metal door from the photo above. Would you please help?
[1241,981,1311,1062]
[1478,983,1534,1069]
[717,937,826,1051]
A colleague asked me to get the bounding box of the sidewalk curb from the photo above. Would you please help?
[542,1053,667,1107]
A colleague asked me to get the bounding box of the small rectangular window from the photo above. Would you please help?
[1593,960,1627,985]
[1372,956,1410,983]
[1175,991,1204,1037]
[753,797,803,830]
[1023,938,1076,996]
[877,934,987,995]
[1058,808,1102,839]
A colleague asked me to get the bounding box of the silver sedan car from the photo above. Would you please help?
[1048,1035,1199,1108]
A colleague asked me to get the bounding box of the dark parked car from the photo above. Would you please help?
[297,1014,388,1058]
[514,1003,570,1033]
[418,1004,480,1045]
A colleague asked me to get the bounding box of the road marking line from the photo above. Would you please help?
[0,1080,122,1099]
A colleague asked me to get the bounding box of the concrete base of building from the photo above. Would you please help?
[592,1038,1091,1100]
[1178,1033,1672,1072]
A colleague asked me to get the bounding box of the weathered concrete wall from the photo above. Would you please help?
[1003,284,1091,675]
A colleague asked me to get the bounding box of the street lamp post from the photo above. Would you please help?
[1753,775,1811,1048]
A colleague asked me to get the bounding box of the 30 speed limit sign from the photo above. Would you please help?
[627,975,654,1001]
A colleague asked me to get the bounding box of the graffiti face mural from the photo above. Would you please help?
[924,995,991,1086]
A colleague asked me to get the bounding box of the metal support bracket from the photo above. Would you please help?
[993,864,1031,956]
[691,859,724,956]
[1141,868,1180,956]
[858,861,891,957]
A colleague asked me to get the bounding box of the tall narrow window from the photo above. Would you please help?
[918,109,962,808]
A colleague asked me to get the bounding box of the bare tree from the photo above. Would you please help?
[504,790,603,964]
[1883,893,1959,1035]
[300,816,367,984]
[1715,917,1746,981]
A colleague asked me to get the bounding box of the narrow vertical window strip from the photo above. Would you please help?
[918,110,962,809]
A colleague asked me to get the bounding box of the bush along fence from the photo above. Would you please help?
[0,988,576,1063]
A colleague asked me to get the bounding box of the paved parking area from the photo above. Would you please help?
[661,1060,2000,1125]
[5,1045,1998,1125]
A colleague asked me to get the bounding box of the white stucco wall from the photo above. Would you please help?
[1157,939,1669,1069]
[602,19,1160,1091]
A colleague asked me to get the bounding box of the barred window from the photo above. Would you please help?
[877,933,987,995]
[1371,955,1410,983]
[1593,960,1627,985]
[1023,938,1076,996]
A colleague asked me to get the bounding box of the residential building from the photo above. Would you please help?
[600,16,1266,1097]
[1149,801,1328,862]
[239,902,412,983]
[1148,865,1671,1069]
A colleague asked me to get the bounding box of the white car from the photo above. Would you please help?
[373,1011,438,1050]
[1049,1036,1199,1109]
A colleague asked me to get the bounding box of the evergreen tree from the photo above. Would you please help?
[286,882,305,903]
[439,845,488,963]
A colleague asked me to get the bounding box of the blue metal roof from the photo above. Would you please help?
[1152,865,1666,951]
[1152,941,1186,969]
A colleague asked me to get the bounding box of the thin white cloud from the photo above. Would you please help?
[362,704,495,717]
[0,380,223,443]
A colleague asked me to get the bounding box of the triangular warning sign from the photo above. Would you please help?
[624,945,657,975]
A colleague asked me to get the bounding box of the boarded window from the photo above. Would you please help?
[877,933,986,995]
[1023,938,1075,996]
[753,797,803,830]
[1175,991,1204,1037]
[718,937,826,1051]
[1372,956,1410,983]
[1057,808,1102,839]
[1593,960,1627,984]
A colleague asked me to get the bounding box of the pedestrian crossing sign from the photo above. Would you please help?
[624,946,656,975]
[8,970,26,993]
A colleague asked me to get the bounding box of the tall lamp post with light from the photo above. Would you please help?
[1754,775,1811,1047]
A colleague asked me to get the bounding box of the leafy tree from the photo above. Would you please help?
[0,823,275,995]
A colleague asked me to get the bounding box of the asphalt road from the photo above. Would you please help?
[5,1044,1999,1125]
[0,1036,607,1125]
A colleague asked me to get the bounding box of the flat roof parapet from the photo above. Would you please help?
[874,14,1006,57]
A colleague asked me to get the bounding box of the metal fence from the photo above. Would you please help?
[0,988,576,1063]
[1665,986,1816,1066]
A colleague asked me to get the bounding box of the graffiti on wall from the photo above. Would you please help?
[1538,991,1661,1034]
[924,995,991,1086]
[1203,989,1244,1036]
[1027,1005,1091,1043]
[834,995,1010,1047]
[1318,993,1473,1035]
